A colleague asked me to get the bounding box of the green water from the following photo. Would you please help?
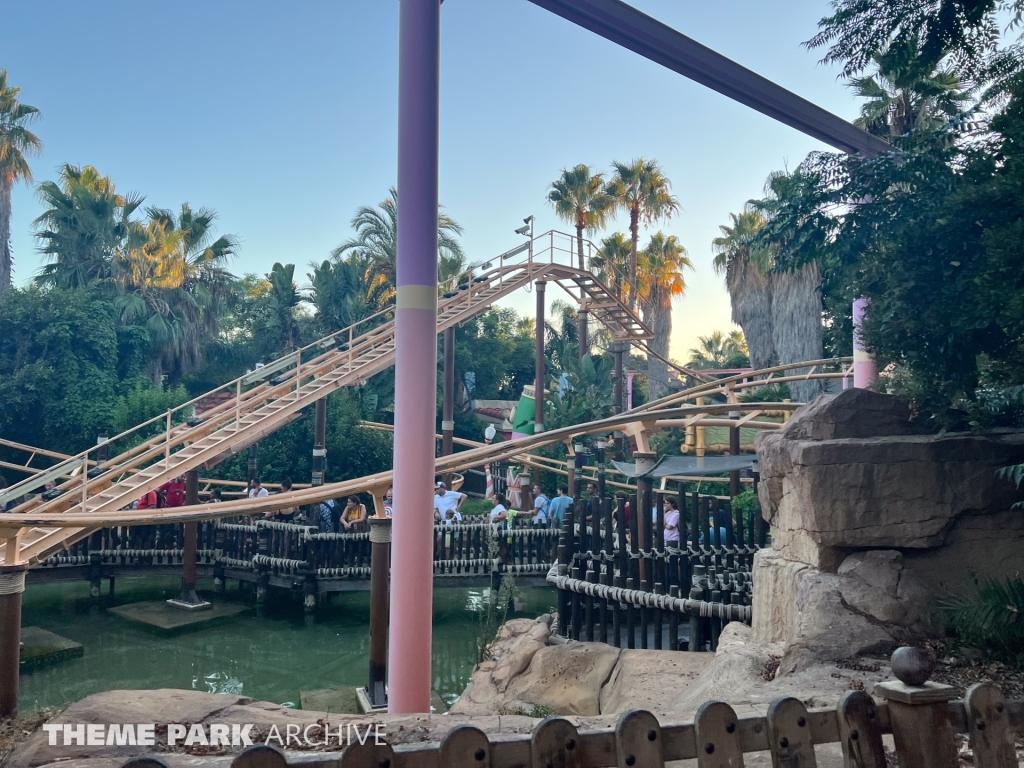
[18,577,556,710]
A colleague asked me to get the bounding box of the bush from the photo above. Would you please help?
[941,576,1024,661]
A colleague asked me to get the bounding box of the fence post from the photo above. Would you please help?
[874,647,959,768]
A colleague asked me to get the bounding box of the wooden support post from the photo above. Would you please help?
[248,443,259,482]
[310,397,327,524]
[367,517,392,709]
[170,469,208,609]
[0,564,27,718]
[442,326,455,488]
[566,454,576,499]
[577,308,588,361]
[729,409,741,499]
[874,648,959,768]
[534,281,546,486]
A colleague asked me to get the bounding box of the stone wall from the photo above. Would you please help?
[752,388,1024,664]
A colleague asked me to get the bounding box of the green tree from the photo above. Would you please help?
[0,69,41,295]
[605,158,680,306]
[687,331,750,370]
[591,232,631,299]
[850,38,968,138]
[638,232,692,399]
[34,165,143,289]
[332,187,465,308]
[547,164,612,271]
[307,258,375,333]
[263,262,301,351]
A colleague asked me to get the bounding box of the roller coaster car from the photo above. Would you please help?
[270,376,286,386]
[443,291,458,299]
[458,283,469,290]
[41,488,63,501]
[473,276,487,283]
[87,467,108,479]
[186,417,206,428]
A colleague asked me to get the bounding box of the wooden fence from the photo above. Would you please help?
[117,654,1021,768]
[553,491,759,652]
[33,516,560,585]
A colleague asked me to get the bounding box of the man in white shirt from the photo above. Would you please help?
[530,484,550,528]
[432,482,466,522]
[248,478,269,498]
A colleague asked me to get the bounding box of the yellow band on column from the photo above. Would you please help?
[397,285,437,311]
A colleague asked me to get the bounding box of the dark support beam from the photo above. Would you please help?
[310,398,327,525]
[442,327,455,488]
[527,0,891,158]
[729,410,741,499]
[0,565,26,718]
[578,308,589,361]
[173,470,207,608]
[247,443,258,482]
[367,517,392,709]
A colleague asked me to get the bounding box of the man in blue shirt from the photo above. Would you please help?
[547,484,573,530]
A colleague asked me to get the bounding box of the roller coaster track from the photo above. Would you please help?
[0,231,652,565]
[0,358,852,565]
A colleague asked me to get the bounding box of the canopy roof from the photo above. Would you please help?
[612,455,757,479]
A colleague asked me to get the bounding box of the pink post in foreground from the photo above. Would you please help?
[389,0,441,714]
[853,297,878,389]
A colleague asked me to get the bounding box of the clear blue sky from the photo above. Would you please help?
[1,0,861,360]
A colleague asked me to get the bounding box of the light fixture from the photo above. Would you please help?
[595,438,606,450]
[484,424,496,441]
[573,442,584,454]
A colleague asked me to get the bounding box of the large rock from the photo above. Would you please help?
[756,390,1024,571]
[503,643,621,716]
[599,650,712,715]
[751,549,906,674]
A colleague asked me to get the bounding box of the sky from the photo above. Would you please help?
[0,0,864,362]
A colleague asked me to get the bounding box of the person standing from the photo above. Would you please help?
[584,481,602,533]
[340,495,367,532]
[267,478,296,521]
[383,486,394,518]
[318,498,337,533]
[432,482,466,521]
[664,496,681,545]
[530,484,550,528]
[248,478,269,499]
[547,485,572,531]
[159,476,187,508]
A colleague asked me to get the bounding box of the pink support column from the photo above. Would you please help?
[389,0,441,714]
[853,297,878,389]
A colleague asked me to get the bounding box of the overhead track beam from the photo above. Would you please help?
[526,0,892,158]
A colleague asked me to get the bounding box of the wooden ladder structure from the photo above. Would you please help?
[0,247,651,566]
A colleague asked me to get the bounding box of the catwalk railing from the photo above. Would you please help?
[110,656,1022,767]
[34,516,560,582]
[550,490,765,652]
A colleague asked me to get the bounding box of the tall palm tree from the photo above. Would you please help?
[547,164,613,271]
[333,187,465,309]
[591,232,631,299]
[754,170,825,402]
[711,205,778,371]
[638,232,692,400]
[605,158,680,306]
[850,38,969,138]
[145,203,237,342]
[0,70,41,295]
[34,165,143,289]
[307,257,375,332]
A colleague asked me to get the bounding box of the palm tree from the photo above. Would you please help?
[711,205,778,371]
[265,262,301,351]
[0,70,41,295]
[754,170,826,403]
[145,203,237,342]
[591,232,631,299]
[637,232,692,400]
[307,257,375,332]
[850,38,969,138]
[333,187,465,309]
[605,158,680,306]
[687,331,750,370]
[547,164,613,271]
[34,165,143,289]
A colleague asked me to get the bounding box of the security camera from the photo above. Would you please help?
[514,225,530,236]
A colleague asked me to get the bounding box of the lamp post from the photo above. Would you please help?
[484,424,496,500]
[595,437,607,501]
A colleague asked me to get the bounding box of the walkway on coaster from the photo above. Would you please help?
[0,350,851,570]
[0,231,654,566]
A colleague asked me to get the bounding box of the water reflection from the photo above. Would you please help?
[18,576,556,710]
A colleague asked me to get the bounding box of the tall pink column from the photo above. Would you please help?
[853,297,878,389]
[389,0,440,714]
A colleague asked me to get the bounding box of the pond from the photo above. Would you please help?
[17,576,557,710]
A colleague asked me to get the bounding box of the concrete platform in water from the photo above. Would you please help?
[20,626,83,670]
[107,599,247,630]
